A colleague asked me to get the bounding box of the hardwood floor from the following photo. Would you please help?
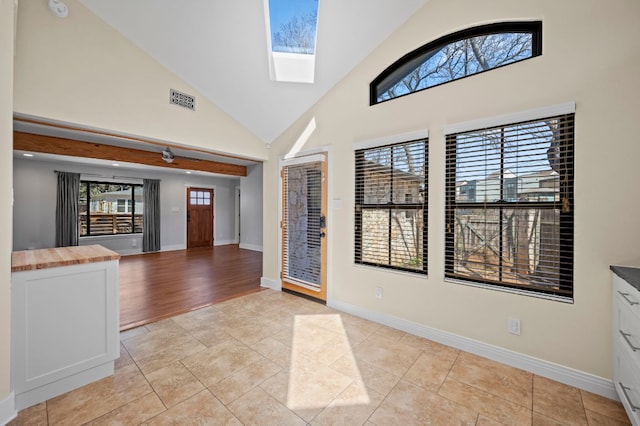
[119,245,263,330]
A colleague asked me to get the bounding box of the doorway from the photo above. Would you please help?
[187,187,214,248]
[281,153,328,301]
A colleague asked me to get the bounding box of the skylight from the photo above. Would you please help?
[266,0,319,83]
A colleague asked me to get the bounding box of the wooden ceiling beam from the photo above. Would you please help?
[14,131,247,177]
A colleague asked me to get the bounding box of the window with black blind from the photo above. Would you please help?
[355,139,428,274]
[445,113,574,299]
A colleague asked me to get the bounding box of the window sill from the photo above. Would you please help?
[354,263,427,279]
[444,277,573,303]
[80,233,142,240]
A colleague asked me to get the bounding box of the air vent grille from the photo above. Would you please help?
[170,89,195,111]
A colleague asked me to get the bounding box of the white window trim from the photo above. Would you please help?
[353,130,429,151]
[279,153,326,168]
[277,146,334,302]
[444,102,576,135]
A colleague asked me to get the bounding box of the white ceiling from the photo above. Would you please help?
[76,0,427,144]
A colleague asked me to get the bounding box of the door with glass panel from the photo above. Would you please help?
[281,154,328,301]
[187,187,214,248]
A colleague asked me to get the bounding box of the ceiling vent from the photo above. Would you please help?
[170,89,195,111]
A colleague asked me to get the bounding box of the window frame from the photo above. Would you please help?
[444,112,575,300]
[354,137,428,275]
[370,21,542,105]
[80,180,144,237]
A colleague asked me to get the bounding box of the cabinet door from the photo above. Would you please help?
[617,301,640,366]
[614,342,640,426]
[12,261,119,393]
[615,276,640,321]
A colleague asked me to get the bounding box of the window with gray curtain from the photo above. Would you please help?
[55,171,81,247]
[143,179,161,252]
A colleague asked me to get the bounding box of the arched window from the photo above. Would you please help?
[370,22,542,105]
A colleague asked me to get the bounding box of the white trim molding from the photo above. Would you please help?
[115,248,142,256]
[279,153,326,168]
[328,299,617,400]
[240,243,263,252]
[0,392,16,426]
[444,101,576,135]
[214,239,237,246]
[260,277,281,291]
[353,130,429,151]
[160,244,186,252]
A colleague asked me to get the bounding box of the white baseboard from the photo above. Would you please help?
[260,277,280,291]
[160,244,186,252]
[0,391,16,426]
[15,362,114,411]
[214,240,236,246]
[240,243,263,252]
[116,248,142,256]
[328,299,618,401]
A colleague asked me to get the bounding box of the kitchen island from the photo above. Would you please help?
[11,245,120,410]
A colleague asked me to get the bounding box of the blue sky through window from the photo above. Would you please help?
[269,0,319,54]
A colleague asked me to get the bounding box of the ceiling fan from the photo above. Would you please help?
[161,147,175,163]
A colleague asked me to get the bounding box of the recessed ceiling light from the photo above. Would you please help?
[112,163,119,167]
[23,153,34,157]
[185,171,192,174]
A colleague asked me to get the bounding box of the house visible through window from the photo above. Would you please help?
[79,182,143,236]
[355,138,428,274]
[444,113,575,299]
[371,21,542,105]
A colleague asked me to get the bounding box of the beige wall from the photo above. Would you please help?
[13,0,268,161]
[0,0,14,401]
[264,0,640,378]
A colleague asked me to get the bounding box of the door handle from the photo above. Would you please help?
[620,330,640,352]
[320,232,326,238]
[619,291,639,306]
[619,382,640,411]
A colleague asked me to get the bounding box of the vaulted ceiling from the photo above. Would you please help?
[76,0,427,144]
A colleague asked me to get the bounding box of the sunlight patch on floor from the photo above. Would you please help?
[286,313,369,410]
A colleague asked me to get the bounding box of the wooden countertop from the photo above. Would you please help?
[12,245,121,272]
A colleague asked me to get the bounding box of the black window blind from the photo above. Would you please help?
[355,139,428,274]
[445,113,575,298]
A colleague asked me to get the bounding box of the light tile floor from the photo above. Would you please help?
[9,290,631,425]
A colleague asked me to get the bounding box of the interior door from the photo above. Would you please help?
[281,154,327,301]
[187,187,214,248]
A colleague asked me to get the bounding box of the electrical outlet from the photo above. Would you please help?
[375,287,383,299]
[508,318,521,335]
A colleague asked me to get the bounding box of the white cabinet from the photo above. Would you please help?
[11,259,120,410]
[613,269,640,426]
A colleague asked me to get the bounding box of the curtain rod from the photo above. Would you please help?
[55,171,158,181]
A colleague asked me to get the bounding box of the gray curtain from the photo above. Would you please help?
[143,179,161,252]
[55,171,80,247]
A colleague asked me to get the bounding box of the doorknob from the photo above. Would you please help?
[320,231,326,238]
[187,212,191,222]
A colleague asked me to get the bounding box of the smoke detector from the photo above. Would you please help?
[161,147,175,163]
[48,0,69,18]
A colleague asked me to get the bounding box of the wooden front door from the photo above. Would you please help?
[187,187,214,248]
[281,154,328,301]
